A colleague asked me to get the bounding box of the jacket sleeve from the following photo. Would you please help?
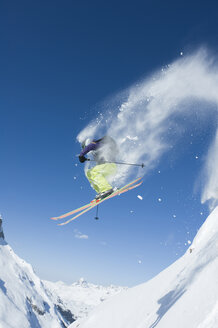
[79,142,98,157]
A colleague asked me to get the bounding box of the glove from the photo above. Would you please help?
[79,156,87,163]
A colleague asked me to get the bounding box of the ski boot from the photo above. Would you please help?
[95,188,115,201]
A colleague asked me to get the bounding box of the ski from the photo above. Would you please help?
[58,180,143,226]
[50,202,91,221]
[50,177,142,221]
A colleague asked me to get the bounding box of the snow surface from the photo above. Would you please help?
[2,206,218,327]
[0,220,125,327]
[44,278,126,321]
[0,236,65,327]
[71,206,218,328]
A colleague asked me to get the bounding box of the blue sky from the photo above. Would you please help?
[1,0,218,286]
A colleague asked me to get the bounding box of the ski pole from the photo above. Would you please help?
[87,159,145,168]
[95,205,99,220]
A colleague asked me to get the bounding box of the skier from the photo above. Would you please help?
[79,136,118,199]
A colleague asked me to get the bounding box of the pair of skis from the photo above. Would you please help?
[50,177,143,225]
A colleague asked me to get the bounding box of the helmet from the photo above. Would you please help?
[81,138,91,149]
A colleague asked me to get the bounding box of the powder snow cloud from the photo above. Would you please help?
[201,130,218,210]
[77,48,218,210]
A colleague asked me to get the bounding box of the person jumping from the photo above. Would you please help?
[79,136,118,200]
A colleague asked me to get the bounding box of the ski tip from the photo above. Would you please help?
[50,217,58,220]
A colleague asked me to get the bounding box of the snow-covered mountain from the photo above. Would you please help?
[2,206,218,328]
[0,218,125,327]
[71,206,218,328]
[0,219,67,328]
[44,278,126,321]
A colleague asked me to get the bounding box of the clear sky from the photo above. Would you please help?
[1,0,218,287]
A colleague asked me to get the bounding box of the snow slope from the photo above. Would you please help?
[0,220,65,328]
[44,278,126,321]
[71,206,218,328]
[0,218,125,327]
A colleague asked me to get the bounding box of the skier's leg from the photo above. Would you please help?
[100,163,117,179]
[86,166,112,193]
[86,163,116,193]
[86,168,101,193]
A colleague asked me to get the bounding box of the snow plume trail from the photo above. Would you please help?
[77,48,218,209]
[201,130,218,210]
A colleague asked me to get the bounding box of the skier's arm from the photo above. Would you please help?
[79,142,97,163]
